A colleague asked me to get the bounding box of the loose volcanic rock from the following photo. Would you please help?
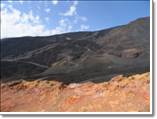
[1,72,150,112]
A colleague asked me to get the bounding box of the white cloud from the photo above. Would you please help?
[45,8,51,13]
[50,18,72,34]
[61,1,88,25]
[73,1,78,6]
[62,1,78,16]
[1,5,74,38]
[52,0,58,5]
[1,3,5,8]
[1,2,90,38]
[8,0,13,3]
[80,24,89,30]
[1,6,51,38]
[19,0,24,4]
[74,15,88,24]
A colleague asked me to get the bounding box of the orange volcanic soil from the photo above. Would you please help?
[0,72,150,112]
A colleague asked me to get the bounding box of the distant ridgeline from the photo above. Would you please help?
[1,17,150,84]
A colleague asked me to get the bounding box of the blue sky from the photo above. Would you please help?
[1,0,150,38]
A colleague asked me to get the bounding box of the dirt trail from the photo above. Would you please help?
[0,72,150,112]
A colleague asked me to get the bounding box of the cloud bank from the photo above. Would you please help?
[1,1,89,38]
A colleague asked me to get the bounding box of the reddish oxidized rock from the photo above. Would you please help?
[1,72,150,112]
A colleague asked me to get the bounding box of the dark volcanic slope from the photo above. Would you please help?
[1,17,150,83]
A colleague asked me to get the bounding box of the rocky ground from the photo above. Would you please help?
[0,72,150,112]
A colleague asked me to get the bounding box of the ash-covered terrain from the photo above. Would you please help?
[1,17,150,84]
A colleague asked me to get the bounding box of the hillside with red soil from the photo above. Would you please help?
[1,72,150,112]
